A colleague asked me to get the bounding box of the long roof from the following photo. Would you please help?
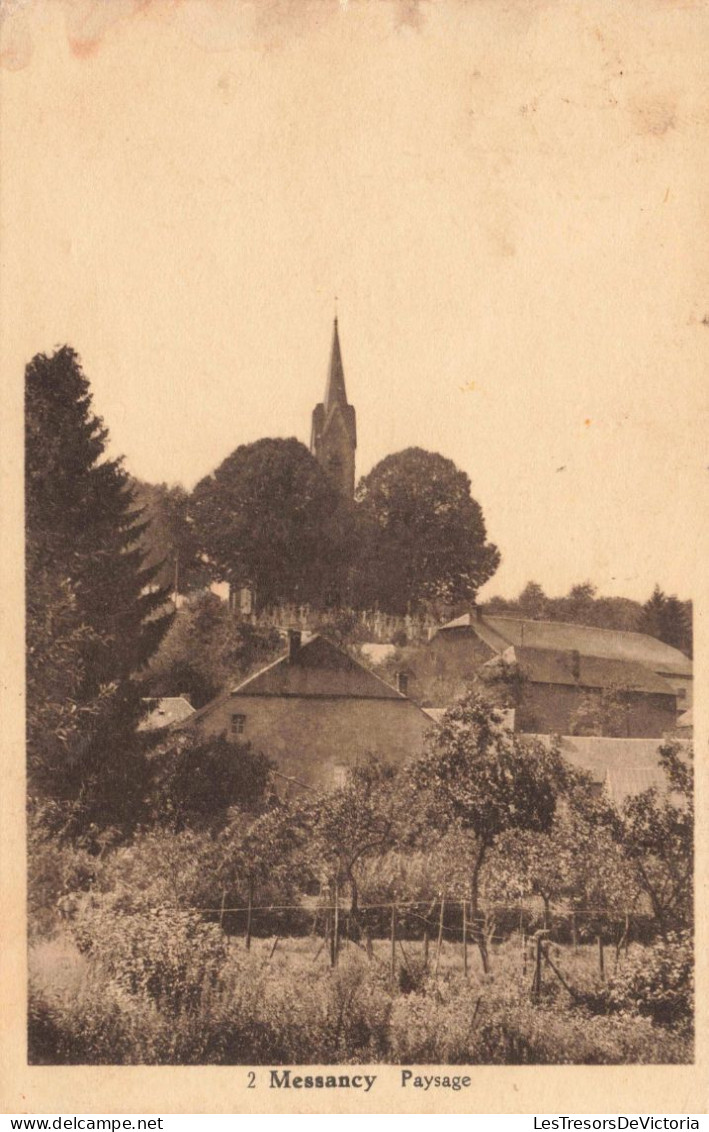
[437,613,692,677]
[497,645,675,696]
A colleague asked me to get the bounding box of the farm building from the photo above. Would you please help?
[395,610,689,737]
[177,631,432,793]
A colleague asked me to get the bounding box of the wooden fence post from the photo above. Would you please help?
[571,912,578,952]
[245,877,253,951]
[434,895,445,978]
[597,934,605,979]
[462,900,468,977]
[522,931,527,977]
[390,905,397,980]
[423,929,429,969]
[330,882,339,968]
[531,934,543,999]
[219,889,226,930]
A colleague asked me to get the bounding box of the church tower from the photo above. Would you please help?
[310,317,357,501]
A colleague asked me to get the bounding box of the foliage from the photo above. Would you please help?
[604,932,693,1026]
[144,593,282,707]
[617,742,693,935]
[413,694,569,924]
[638,586,692,657]
[25,346,173,832]
[569,683,637,738]
[145,731,275,832]
[29,935,692,1066]
[301,758,411,915]
[483,580,692,656]
[130,479,209,594]
[354,448,500,614]
[190,438,348,609]
[72,896,228,1013]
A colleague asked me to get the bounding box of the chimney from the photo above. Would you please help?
[570,649,581,682]
[287,629,302,662]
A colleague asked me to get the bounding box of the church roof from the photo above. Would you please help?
[436,613,692,677]
[311,318,357,450]
[324,317,348,411]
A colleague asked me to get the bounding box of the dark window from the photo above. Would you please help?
[231,713,246,735]
[397,672,409,695]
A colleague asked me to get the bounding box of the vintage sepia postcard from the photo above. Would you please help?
[1,0,707,1117]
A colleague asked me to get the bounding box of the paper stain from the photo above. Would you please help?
[631,94,678,138]
[2,0,430,71]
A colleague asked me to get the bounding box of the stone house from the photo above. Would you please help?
[177,631,432,793]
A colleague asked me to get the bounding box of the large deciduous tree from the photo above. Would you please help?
[26,346,172,831]
[412,692,567,967]
[354,448,499,614]
[190,438,349,610]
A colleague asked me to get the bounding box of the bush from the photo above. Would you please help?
[604,932,693,1026]
[72,895,228,1013]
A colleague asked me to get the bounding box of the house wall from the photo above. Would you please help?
[193,694,432,791]
[406,630,496,706]
[658,674,692,710]
[516,683,677,738]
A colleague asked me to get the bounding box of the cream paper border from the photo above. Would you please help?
[1,0,707,1115]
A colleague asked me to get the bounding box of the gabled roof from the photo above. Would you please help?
[437,612,692,677]
[494,645,676,696]
[232,634,405,699]
[180,636,420,731]
[138,697,195,732]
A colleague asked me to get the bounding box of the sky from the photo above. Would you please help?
[1,0,707,601]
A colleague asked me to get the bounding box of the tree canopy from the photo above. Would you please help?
[354,447,500,614]
[189,438,348,610]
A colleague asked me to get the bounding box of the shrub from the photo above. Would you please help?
[604,932,693,1026]
[72,894,228,1013]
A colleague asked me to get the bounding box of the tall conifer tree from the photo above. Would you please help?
[26,346,172,832]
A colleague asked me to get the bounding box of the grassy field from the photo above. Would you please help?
[28,926,693,1066]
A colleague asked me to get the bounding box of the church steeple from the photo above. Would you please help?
[324,317,348,411]
[310,317,357,501]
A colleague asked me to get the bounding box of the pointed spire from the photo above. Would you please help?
[324,317,348,411]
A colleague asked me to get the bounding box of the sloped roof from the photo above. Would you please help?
[497,645,675,696]
[437,613,692,677]
[542,735,685,803]
[232,634,406,699]
[138,697,195,731]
